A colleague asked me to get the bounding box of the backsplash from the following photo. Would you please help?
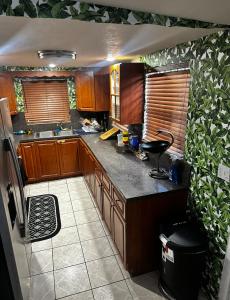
[141,30,230,299]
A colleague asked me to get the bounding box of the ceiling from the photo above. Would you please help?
[82,0,230,25]
[0,16,218,68]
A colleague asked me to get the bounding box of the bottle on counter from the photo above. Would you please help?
[122,131,129,145]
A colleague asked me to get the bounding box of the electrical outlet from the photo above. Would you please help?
[218,164,230,183]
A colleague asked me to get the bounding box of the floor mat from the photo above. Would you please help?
[27,194,61,242]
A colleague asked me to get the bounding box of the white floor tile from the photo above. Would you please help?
[32,239,52,252]
[49,179,67,186]
[93,280,132,300]
[53,243,84,270]
[81,237,113,261]
[71,198,94,211]
[60,290,94,300]
[49,185,69,194]
[115,255,130,279]
[126,272,166,300]
[29,188,49,196]
[78,221,105,241]
[74,208,99,225]
[30,249,53,275]
[54,264,91,299]
[107,235,118,255]
[58,201,73,215]
[86,256,124,288]
[52,227,80,248]
[69,189,90,200]
[61,212,76,228]
[56,193,71,202]
[30,272,55,300]
[67,177,84,183]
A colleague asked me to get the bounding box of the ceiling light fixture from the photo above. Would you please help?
[107,54,115,62]
[38,50,77,60]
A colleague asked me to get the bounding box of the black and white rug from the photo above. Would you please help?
[27,194,61,243]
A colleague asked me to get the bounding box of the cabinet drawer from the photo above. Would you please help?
[102,173,110,193]
[112,187,126,219]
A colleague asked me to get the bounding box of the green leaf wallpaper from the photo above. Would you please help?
[0,0,229,28]
[141,30,230,299]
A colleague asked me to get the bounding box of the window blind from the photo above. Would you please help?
[22,80,70,124]
[143,71,190,154]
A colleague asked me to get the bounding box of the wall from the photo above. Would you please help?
[141,30,230,299]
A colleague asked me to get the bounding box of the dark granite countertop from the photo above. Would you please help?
[81,134,188,200]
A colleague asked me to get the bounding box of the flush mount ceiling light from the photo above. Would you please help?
[37,50,77,60]
[49,63,56,68]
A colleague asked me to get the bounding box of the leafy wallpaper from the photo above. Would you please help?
[13,76,76,111]
[141,30,230,299]
[0,0,229,28]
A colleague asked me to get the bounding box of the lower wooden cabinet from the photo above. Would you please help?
[79,139,187,276]
[112,206,125,260]
[57,139,80,177]
[20,138,80,182]
[35,140,60,180]
[102,187,113,233]
[20,142,38,182]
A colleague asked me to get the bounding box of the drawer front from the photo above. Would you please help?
[112,187,126,219]
[102,173,110,193]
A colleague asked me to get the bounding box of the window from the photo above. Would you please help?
[143,70,190,154]
[22,79,70,124]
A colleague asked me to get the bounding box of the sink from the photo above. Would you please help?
[58,130,73,137]
[37,131,53,138]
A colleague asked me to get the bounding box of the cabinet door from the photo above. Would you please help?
[94,74,110,111]
[102,188,113,233]
[35,141,60,180]
[0,73,17,115]
[88,153,96,197]
[20,142,38,182]
[112,206,125,260]
[57,139,80,177]
[94,175,102,213]
[76,71,95,111]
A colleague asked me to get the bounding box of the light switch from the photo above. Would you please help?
[218,164,230,183]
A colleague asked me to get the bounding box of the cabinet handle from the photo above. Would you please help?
[57,140,66,144]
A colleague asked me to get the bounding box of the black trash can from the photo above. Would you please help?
[159,222,208,300]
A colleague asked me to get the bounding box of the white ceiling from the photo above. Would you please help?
[0,16,218,68]
[83,0,230,25]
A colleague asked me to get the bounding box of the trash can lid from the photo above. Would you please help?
[167,224,208,252]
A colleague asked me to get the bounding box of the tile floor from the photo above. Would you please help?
[26,177,168,299]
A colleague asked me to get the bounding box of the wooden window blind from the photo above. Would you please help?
[22,79,70,124]
[143,71,190,154]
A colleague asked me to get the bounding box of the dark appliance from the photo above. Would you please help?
[0,98,31,300]
[159,222,207,300]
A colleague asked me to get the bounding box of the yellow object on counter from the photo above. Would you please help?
[122,131,129,144]
[100,127,120,140]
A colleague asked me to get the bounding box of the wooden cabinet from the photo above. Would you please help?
[35,140,60,180]
[20,138,80,182]
[57,139,80,177]
[20,142,38,182]
[110,63,144,125]
[112,206,125,260]
[102,187,113,233]
[94,174,102,213]
[0,72,17,115]
[76,71,109,112]
[76,71,95,111]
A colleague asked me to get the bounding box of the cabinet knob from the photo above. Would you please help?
[57,139,66,144]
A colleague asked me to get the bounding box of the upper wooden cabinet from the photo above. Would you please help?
[110,63,144,125]
[75,71,110,112]
[0,73,17,115]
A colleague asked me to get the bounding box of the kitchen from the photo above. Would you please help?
[0,1,229,300]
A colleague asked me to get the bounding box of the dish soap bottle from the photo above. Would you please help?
[169,154,181,184]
